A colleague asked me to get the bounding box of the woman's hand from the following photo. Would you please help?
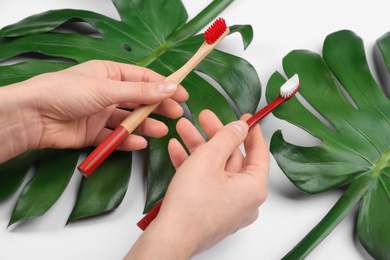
[126,110,269,259]
[0,60,188,163]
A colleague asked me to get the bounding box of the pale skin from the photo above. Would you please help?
[0,60,269,259]
[0,60,188,163]
[126,110,269,259]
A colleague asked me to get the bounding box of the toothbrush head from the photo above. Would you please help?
[280,74,300,99]
[204,18,229,45]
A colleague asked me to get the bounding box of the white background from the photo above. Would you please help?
[0,0,388,259]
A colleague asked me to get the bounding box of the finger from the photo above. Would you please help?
[225,148,245,172]
[133,117,168,138]
[102,60,166,82]
[101,79,178,105]
[176,118,206,153]
[93,128,148,151]
[103,61,189,102]
[102,61,188,103]
[204,120,248,165]
[67,60,165,82]
[68,61,189,101]
[118,88,188,109]
[170,85,189,103]
[241,113,270,178]
[198,109,224,140]
[198,110,244,172]
[118,97,184,116]
[107,109,169,138]
[168,138,188,169]
[155,98,184,119]
[224,114,253,172]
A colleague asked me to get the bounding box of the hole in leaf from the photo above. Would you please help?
[123,44,132,52]
[336,79,359,110]
[0,52,78,66]
[195,70,241,120]
[51,18,102,38]
[373,44,390,99]
[278,119,323,148]
[294,92,337,132]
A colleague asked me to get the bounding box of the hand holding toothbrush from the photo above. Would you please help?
[78,18,230,176]
[0,60,188,164]
[137,74,300,230]
[126,110,269,259]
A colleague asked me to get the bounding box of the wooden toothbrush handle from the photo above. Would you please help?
[78,30,229,177]
[77,78,171,177]
[77,100,162,177]
[120,102,160,132]
[119,72,181,132]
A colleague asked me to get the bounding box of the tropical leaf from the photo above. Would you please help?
[67,150,132,224]
[0,0,261,225]
[144,116,180,213]
[268,30,390,259]
[0,150,44,199]
[8,149,79,226]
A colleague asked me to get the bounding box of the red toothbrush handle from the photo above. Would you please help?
[246,96,284,129]
[78,125,129,177]
[137,200,163,231]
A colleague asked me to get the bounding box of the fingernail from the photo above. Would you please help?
[142,140,148,149]
[158,81,177,93]
[231,121,248,135]
[169,138,177,143]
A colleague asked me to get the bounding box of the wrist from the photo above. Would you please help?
[126,211,203,260]
[0,83,42,163]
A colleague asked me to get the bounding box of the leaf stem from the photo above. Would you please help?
[282,174,375,260]
[137,43,169,67]
[166,0,234,45]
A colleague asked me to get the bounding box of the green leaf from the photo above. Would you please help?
[112,0,188,44]
[358,173,390,260]
[0,150,43,199]
[144,116,180,213]
[283,175,374,260]
[0,61,73,87]
[173,31,259,115]
[229,25,253,50]
[167,0,233,44]
[0,0,260,225]
[8,149,79,226]
[67,151,132,224]
[269,30,390,259]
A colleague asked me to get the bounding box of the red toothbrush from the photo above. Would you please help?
[78,18,230,177]
[246,74,300,129]
[137,74,300,231]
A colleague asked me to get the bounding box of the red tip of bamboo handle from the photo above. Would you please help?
[78,125,129,177]
[137,200,163,231]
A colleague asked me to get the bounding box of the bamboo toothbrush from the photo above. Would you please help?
[78,18,230,177]
[137,74,301,231]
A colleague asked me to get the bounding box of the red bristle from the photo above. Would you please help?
[204,18,227,44]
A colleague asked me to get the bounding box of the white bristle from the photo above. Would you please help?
[280,74,299,98]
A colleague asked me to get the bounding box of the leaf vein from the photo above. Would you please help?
[379,176,390,203]
[340,115,383,156]
[85,17,155,52]
[9,41,137,64]
[342,61,390,125]
[129,1,163,46]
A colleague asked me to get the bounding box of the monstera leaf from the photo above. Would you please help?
[0,0,261,226]
[268,30,390,259]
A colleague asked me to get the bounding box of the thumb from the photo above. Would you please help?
[205,120,248,163]
[100,80,177,105]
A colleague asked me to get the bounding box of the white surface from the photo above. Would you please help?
[0,0,386,259]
